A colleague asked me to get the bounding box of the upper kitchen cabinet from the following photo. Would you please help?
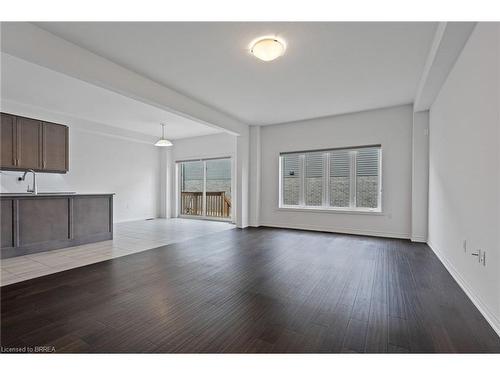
[42,122,69,172]
[16,116,42,170]
[0,113,16,169]
[0,113,69,173]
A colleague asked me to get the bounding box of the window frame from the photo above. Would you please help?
[279,145,382,213]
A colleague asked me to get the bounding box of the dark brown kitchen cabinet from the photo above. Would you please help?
[16,116,42,170]
[42,122,69,172]
[0,112,68,173]
[0,113,16,169]
[0,194,114,258]
[1,199,14,249]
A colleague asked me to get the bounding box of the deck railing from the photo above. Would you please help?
[181,191,231,218]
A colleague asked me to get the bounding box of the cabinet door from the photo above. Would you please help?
[73,196,111,238]
[17,117,42,170]
[43,122,68,172]
[18,198,70,246]
[1,113,16,169]
[1,200,14,249]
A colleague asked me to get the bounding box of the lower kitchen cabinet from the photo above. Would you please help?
[0,194,113,258]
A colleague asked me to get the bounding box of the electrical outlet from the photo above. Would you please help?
[463,239,467,253]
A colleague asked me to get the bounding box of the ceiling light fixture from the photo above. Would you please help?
[250,37,286,62]
[154,123,173,147]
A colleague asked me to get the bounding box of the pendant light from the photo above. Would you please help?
[154,123,173,147]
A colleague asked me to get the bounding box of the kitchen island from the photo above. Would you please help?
[1,193,114,258]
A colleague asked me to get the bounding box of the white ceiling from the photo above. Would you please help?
[0,53,222,139]
[35,22,438,125]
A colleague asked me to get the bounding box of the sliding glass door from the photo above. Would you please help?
[178,158,232,220]
[179,160,204,216]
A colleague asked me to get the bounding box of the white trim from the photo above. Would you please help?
[427,240,500,337]
[378,147,383,212]
[178,215,232,223]
[350,150,357,207]
[202,161,207,217]
[279,147,382,212]
[299,154,305,206]
[260,221,409,239]
[277,207,383,215]
[278,156,284,207]
[174,163,180,218]
[324,152,330,206]
[114,216,158,224]
[410,236,427,243]
[174,152,235,163]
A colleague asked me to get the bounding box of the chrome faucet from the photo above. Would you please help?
[21,169,37,195]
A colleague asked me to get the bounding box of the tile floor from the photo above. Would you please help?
[0,218,235,287]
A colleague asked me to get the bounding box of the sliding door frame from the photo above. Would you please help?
[176,156,233,222]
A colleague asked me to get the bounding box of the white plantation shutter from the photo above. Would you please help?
[330,150,351,177]
[329,150,351,207]
[305,152,323,178]
[355,147,380,208]
[283,153,300,177]
[280,146,381,210]
[356,148,379,177]
[304,152,324,206]
[282,154,301,205]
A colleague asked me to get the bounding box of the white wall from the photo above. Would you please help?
[411,111,430,242]
[0,102,161,223]
[170,132,237,221]
[428,23,500,334]
[259,104,413,238]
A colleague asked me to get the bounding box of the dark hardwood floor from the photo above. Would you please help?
[1,227,499,353]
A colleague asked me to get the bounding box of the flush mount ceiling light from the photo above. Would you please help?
[154,123,173,147]
[250,37,286,62]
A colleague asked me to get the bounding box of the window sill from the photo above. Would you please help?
[277,206,384,216]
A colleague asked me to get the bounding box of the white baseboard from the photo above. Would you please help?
[259,222,410,239]
[411,236,427,242]
[114,216,157,224]
[427,240,500,337]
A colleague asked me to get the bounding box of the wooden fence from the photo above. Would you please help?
[180,191,231,218]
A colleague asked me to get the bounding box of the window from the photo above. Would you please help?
[280,146,381,212]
